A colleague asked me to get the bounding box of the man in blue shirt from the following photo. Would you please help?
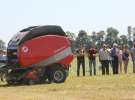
[131,43,135,73]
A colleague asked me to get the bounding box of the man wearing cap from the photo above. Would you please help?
[111,43,119,74]
[99,44,110,75]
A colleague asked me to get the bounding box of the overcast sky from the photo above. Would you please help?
[0,0,135,44]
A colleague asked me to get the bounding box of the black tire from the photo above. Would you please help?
[53,68,67,83]
[48,65,67,83]
[27,80,36,85]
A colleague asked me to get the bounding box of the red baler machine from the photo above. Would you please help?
[0,25,73,85]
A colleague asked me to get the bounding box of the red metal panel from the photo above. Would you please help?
[57,55,74,66]
[18,35,72,68]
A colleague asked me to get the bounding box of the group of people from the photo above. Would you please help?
[76,42,135,76]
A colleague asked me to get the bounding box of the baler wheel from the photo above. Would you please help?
[27,80,36,85]
[52,65,67,83]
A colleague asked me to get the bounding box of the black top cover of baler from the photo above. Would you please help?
[19,25,66,45]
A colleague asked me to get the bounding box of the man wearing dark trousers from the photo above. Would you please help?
[131,42,135,73]
[88,44,97,76]
[111,43,119,74]
[99,44,109,75]
[76,45,85,76]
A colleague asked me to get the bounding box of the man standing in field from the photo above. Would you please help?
[111,43,119,74]
[131,42,135,73]
[76,45,85,76]
[88,44,97,76]
[99,44,110,75]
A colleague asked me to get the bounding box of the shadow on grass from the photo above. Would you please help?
[0,81,52,87]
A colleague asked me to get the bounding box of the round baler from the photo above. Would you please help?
[0,25,73,85]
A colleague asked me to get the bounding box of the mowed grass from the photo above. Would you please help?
[0,57,135,100]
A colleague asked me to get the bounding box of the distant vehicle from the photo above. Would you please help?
[0,54,7,63]
[0,25,73,85]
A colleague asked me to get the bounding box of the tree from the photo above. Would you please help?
[85,35,92,50]
[76,30,87,47]
[66,31,76,41]
[96,31,105,48]
[76,30,91,50]
[120,35,128,45]
[96,31,105,40]
[106,27,119,46]
[78,30,87,38]
[105,36,113,46]
[66,31,76,53]
[107,27,119,39]
[91,31,97,44]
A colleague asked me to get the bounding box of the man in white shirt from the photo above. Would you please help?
[99,44,110,75]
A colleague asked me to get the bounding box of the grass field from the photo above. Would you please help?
[0,57,135,100]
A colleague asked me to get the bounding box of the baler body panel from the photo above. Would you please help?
[18,35,73,68]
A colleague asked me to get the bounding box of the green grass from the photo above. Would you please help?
[0,57,135,100]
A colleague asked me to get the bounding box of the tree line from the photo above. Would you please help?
[66,26,135,53]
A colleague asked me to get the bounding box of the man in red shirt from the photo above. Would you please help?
[88,44,97,76]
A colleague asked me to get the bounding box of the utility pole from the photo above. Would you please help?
[127,26,133,48]
[127,26,132,41]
